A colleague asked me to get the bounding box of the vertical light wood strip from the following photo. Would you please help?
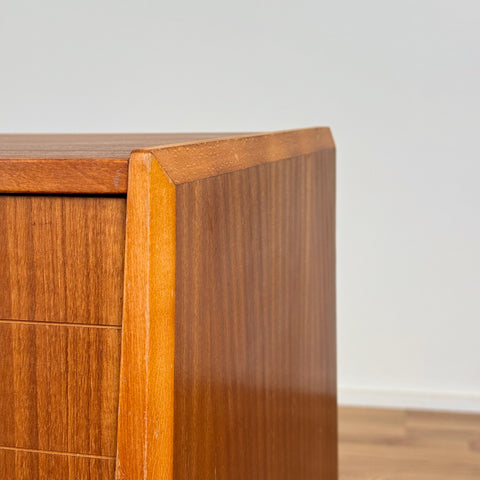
[115,152,175,480]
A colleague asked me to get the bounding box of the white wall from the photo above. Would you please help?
[1,0,479,412]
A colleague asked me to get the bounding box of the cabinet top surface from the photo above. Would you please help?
[0,133,240,159]
[0,128,333,194]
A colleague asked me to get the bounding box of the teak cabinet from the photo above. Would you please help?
[0,129,337,479]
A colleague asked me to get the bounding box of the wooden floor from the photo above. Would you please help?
[339,407,480,480]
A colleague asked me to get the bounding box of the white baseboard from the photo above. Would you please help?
[338,386,480,413]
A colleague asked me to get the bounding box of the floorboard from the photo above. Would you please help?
[339,407,480,479]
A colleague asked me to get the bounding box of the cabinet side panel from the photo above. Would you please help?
[0,196,125,325]
[174,150,337,479]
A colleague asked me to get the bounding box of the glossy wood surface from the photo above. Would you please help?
[0,450,115,480]
[116,128,337,480]
[0,323,121,456]
[339,407,480,480]
[0,158,129,194]
[116,152,176,480]
[0,128,337,479]
[0,133,237,159]
[143,127,332,183]
[174,148,337,480]
[0,196,125,325]
[0,195,124,479]
[0,133,238,193]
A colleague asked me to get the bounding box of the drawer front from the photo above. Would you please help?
[0,196,125,325]
[0,322,121,456]
[0,195,125,478]
[0,449,115,480]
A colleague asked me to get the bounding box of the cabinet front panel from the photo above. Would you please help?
[0,196,125,325]
[0,195,124,479]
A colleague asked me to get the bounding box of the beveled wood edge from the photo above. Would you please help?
[0,128,332,193]
[0,158,128,194]
[138,127,334,184]
[115,151,175,480]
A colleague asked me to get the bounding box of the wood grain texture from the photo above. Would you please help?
[339,407,480,480]
[0,196,125,325]
[173,148,337,479]
[0,322,121,456]
[115,152,176,480]
[0,449,115,480]
[0,133,239,159]
[145,126,333,184]
[117,128,337,480]
[0,158,129,194]
[0,133,239,193]
[0,128,336,478]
